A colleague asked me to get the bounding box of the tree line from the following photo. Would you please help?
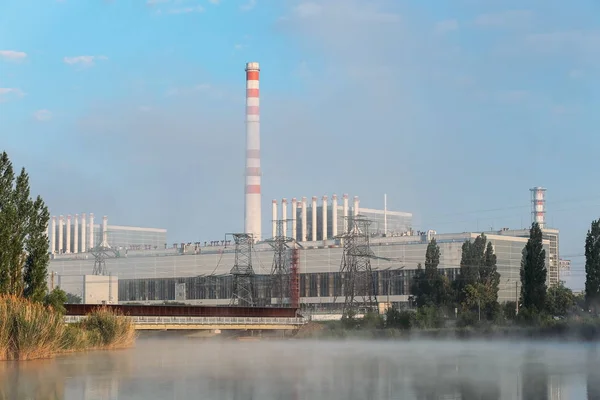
[0,152,65,309]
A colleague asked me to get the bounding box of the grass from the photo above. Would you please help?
[0,296,136,361]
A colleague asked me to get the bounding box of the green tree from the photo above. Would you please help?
[545,282,574,317]
[66,292,82,304]
[410,263,428,307]
[44,287,68,314]
[520,222,547,312]
[585,218,600,312]
[0,151,50,300]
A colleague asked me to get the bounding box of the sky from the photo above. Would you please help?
[1,0,599,289]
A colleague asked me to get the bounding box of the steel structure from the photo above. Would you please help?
[90,232,119,275]
[229,233,256,306]
[336,215,378,314]
[265,219,302,307]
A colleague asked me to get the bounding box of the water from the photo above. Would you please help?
[1,335,598,399]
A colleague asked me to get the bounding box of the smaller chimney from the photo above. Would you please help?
[272,200,277,238]
[291,198,298,241]
[282,198,288,237]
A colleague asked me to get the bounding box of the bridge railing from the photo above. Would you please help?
[64,315,306,326]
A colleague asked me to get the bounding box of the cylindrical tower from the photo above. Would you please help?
[80,213,87,252]
[65,215,71,254]
[311,196,318,241]
[282,198,288,237]
[530,187,547,229]
[244,61,262,241]
[50,216,56,254]
[58,215,64,254]
[322,195,328,241]
[301,197,308,241]
[353,196,360,216]
[332,194,338,237]
[74,214,79,254]
[343,194,349,233]
[102,215,108,247]
[384,194,388,236]
[272,200,277,238]
[89,213,95,249]
[291,198,297,241]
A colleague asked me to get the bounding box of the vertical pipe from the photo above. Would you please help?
[89,213,95,249]
[301,197,307,242]
[81,213,87,252]
[332,194,338,237]
[58,215,64,254]
[74,214,79,254]
[282,198,288,237]
[343,194,349,233]
[244,62,262,241]
[50,216,56,254]
[353,196,360,216]
[322,195,328,241]
[291,198,297,241]
[311,196,317,241]
[272,200,277,238]
[384,193,388,236]
[102,215,108,247]
[66,215,71,253]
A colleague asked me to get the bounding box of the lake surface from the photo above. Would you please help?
[1,334,598,399]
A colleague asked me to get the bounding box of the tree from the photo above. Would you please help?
[585,218,600,312]
[520,222,547,312]
[66,292,82,304]
[44,287,67,314]
[546,282,574,317]
[410,263,428,307]
[0,151,50,300]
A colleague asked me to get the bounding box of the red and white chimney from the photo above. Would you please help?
[244,62,262,241]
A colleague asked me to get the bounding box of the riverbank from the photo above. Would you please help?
[0,296,135,361]
[295,319,600,341]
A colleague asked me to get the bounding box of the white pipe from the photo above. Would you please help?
[311,196,318,241]
[282,198,288,237]
[343,194,349,233]
[301,197,307,241]
[291,198,297,241]
[322,195,328,241]
[74,214,79,254]
[102,215,108,247]
[50,216,56,254]
[353,196,360,216]
[272,200,277,238]
[58,215,64,254]
[384,193,387,236]
[80,213,87,252]
[332,194,338,237]
[89,213,94,249]
[66,215,71,254]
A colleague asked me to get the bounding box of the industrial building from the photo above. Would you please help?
[48,213,167,255]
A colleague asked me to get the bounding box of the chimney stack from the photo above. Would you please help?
[244,61,262,241]
[332,194,338,237]
[81,213,87,252]
[322,196,328,241]
[272,200,277,238]
[301,197,307,241]
[89,213,94,249]
[282,198,288,237]
[50,216,56,254]
[291,198,297,241]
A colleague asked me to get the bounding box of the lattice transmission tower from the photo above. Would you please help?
[229,233,256,306]
[265,219,301,307]
[336,215,378,315]
[90,231,120,276]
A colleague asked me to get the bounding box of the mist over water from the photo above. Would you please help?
[1,336,598,399]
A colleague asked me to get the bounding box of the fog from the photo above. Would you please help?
[1,336,598,399]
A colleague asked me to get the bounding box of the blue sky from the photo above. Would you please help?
[1,0,598,289]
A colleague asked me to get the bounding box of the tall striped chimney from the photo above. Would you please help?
[244,62,262,241]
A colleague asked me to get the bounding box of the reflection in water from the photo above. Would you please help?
[0,337,592,399]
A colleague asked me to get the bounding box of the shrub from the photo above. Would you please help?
[79,306,136,349]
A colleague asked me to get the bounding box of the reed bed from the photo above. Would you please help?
[0,296,135,361]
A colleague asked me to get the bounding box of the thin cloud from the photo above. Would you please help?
[434,19,459,35]
[168,6,204,14]
[0,88,25,102]
[209,0,220,4]
[474,10,532,29]
[240,0,256,11]
[63,55,108,67]
[34,109,53,121]
[0,50,27,61]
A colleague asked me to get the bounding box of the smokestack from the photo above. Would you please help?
[282,198,288,237]
[89,213,94,249]
[353,196,360,216]
[51,216,56,254]
[343,194,349,233]
[384,194,387,236]
[530,187,547,229]
[102,215,108,247]
[322,196,328,241]
[58,215,64,254]
[80,213,87,252]
[291,198,297,241]
[311,196,317,241]
[272,200,277,238]
[332,194,338,237]
[66,215,71,254]
[301,197,307,241]
[74,215,79,253]
[244,61,262,242]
